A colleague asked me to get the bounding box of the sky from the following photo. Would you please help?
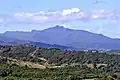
[0,0,120,38]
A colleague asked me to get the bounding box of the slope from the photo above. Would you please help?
[2,25,120,49]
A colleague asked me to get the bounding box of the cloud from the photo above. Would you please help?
[92,0,107,4]
[91,9,106,19]
[0,18,4,23]
[0,8,120,25]
[62,8,80,15]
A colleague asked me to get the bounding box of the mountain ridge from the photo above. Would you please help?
[1,25,120,50]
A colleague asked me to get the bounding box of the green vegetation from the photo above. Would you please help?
[0,63,117,80]
[0,45,120,80]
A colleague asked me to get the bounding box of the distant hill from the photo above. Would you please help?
[0,35,18,42]
[0,39,73,50]
[1,25,120,50]
[9,40,74,50]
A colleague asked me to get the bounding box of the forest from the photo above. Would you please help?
[0,45,119,80]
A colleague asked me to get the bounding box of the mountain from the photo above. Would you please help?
[1,25,120,50]
[0,38,73,50]
[0,35,18,42]
[8,40,74,50]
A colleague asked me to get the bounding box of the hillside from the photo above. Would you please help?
[2,25,120,50]
[0,35,18,43]
[0,45,120,71]
[0,39,73,50]
[0,45,120,79]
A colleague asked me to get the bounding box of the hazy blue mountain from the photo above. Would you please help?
[0,35,18,42]
[23,41,74,50]
[0,38,73,50]
[1,25,120,49]
[0,40,5,44]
